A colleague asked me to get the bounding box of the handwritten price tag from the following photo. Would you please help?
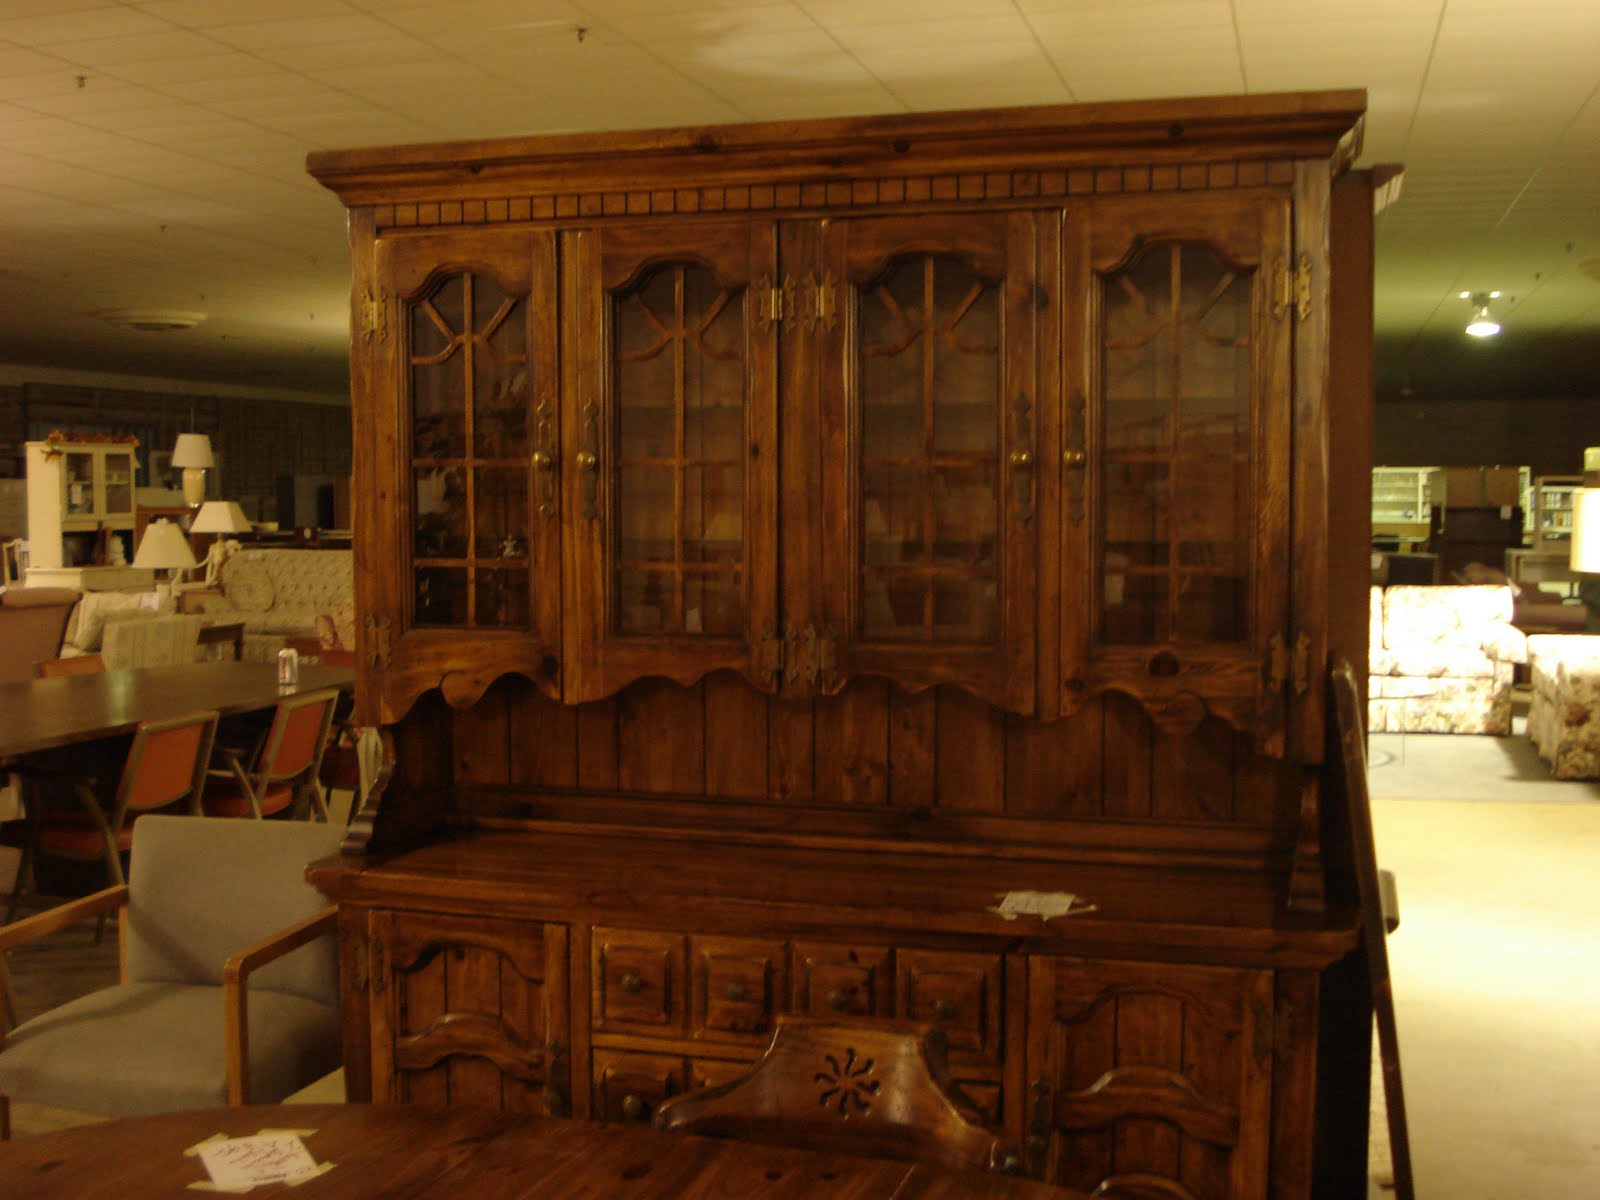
[197,1134,320,1189]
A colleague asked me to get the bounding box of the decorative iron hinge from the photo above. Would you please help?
[365,613,391,671]
[756,274,794,331]
[1290,631,1312,697]
[758,630,784,683]
[360,287,387,342]
[800,269,838,332]
[783,624,838,690]
[1293,251,1313,321]
[1273,254,1313,321]
[1265,632,1290,695]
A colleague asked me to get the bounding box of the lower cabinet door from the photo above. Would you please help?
[1025,957,1274,1200]
[367,910,570,1114]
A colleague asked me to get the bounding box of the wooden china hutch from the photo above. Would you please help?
[307,91,1380,1199]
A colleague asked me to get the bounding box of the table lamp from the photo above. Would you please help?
[133,517,198,601]
[170,433,214,506]
[190,500,254,585]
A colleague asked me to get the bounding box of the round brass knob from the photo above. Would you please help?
[620,1094,644,1120]
[724,981,749,1003]
[531,450,554,469]
[826,988,851,1012]
[620,971,644,995]
[1062,449,1087,467]
[576,451,598,470]
[932,998,956,1020]
[1009,450,1034,468]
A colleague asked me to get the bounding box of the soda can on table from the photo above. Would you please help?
[277,646,300,686]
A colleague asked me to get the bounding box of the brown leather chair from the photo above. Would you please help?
[653,1015,1020,1176]
[0,587,82,685]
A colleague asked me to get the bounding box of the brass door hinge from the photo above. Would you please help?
[365,613,392,670]
[360,287,387,342]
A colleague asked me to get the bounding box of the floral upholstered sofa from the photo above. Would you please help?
[1525,634,1600,779]
[182,546,353,663]
[1368,585,1527,735]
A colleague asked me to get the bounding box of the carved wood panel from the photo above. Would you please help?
[1025,957,1273,1200]
[367,910,569,1115]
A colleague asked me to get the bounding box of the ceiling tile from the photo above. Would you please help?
[0,5,171,43]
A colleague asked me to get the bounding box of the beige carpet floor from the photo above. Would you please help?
[1367,731,1600,1198]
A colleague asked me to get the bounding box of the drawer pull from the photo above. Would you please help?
[620,971,644,995]
[826,988,851,1012]
[932,998,957,1020]
[724,980,750,1003]
[620,1094,645,1121]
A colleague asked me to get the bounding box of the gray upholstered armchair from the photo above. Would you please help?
[0,816,344,1137]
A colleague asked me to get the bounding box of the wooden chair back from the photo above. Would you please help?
[35,654,105,678]
[653,1015,1019,1175]
[118,710,220,820]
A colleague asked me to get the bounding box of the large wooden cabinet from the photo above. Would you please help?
[309,91,1379,1200]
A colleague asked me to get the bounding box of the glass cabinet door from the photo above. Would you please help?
[1065,194,1292,745]
[818,212,1038,714]
[101,450,135,518]
[563,221,778,702]
[372,229,561,714]
[63,451,95,520]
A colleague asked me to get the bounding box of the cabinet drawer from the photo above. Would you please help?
[592,927,684,1034]
[591,1049,685,1124]
[690,935,785,1042]
[791,942,893,1017]
[896,948,1003,1067]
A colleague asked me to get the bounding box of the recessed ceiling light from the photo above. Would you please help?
[1459,291,1502,338]
[95,308,206,333]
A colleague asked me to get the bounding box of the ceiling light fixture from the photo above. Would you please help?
[1460,290,1502,338]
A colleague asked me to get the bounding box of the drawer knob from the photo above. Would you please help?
[826,988,851,1012]
[620,971,644,995]
[620,1094,645,1121]
[932,998,957,1020]
[724,980,749,1003]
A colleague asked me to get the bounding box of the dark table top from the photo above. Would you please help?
[0,1104,1085,1199]
[0,661,354,761]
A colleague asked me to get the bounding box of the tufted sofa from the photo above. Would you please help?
[183,547,353,663]
[1525,634,1600,779]
[1368,585,1527,735]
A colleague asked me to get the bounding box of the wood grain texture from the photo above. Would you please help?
[0,1103,1085,1198]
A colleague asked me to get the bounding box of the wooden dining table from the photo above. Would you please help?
[0,661,355,763]
[0,1103,1085,1198]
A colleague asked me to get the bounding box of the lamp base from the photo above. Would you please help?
[181,468,207,507]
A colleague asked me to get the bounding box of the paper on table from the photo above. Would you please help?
[194,1133,323,1190]
[989,890,1094,920]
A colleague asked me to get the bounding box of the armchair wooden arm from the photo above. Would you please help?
[221,907,337,1105]
[0,885,129,1043]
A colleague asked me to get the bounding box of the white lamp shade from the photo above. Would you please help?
[190,500,253,534]
[1571,490,1600,573]
[133,518,198,571]
[170,433,214,469]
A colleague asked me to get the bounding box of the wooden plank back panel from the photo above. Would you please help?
[453,674,1288,829]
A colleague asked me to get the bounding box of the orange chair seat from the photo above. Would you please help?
[203,782,295,820]
[36,818,131,858]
